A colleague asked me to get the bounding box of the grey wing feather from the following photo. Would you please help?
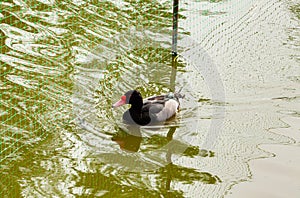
[142,103,164,114]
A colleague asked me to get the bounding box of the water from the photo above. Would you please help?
[1,0,299,197]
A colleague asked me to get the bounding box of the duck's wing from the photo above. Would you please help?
[142,98,179,122]
[142,102,164,114]
[144,92,184,104]
[143,95,166,103]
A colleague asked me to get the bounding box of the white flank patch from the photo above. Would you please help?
[155,99,178,122]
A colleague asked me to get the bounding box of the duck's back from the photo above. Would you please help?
[142,93,181,122]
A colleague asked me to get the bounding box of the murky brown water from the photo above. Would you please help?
[0,0,299,197]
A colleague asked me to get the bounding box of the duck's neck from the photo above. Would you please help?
[128,99,149,125]
[129,96,143,111]
[129,101,143,113]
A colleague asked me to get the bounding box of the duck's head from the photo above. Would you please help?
[112,90,142,108]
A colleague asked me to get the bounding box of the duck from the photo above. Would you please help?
[112,90,184,125]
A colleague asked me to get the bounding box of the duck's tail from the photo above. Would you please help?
[174,87,185,99]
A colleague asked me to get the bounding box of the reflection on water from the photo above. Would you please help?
[109,125,219,197]
[112,126,142,152]
[1,0,299,197]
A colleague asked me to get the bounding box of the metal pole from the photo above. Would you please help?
[172,0,179,56]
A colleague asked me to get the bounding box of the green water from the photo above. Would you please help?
[1,0,299,197]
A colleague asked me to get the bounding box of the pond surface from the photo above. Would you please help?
[0,0,299,197]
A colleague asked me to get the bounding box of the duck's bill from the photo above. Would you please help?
[112,99,126,108]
